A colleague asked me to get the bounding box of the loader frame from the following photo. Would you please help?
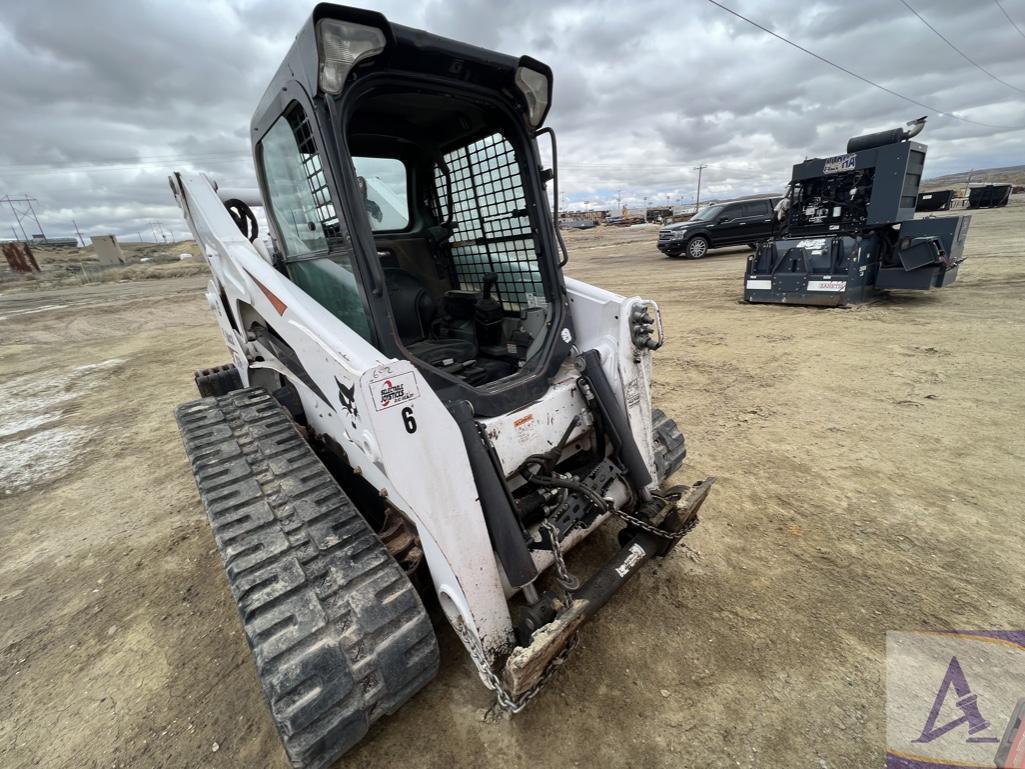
[170,6,712,759]
[172,167,699,658]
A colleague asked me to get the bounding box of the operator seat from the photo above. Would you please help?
[382,264,476,367]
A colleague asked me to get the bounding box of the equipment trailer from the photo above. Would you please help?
[170,5,714,767]
[744,117,971,307]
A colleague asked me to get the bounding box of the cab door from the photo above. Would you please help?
[711,202,748,245]
[725,201,772,245]
[743,199,775,242]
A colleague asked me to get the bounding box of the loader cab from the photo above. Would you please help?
[251,5,572,416]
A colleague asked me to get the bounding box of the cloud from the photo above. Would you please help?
[0,0,1022,237]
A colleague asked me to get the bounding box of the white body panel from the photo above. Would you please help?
[173,173,512,655]
[171,172,663,663]
[565,276,658,486]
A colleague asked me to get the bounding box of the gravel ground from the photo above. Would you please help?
[1,201,1022,769]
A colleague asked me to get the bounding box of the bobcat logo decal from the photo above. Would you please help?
[336,377,358,419]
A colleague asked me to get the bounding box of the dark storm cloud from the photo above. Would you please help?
[0,0,1022,238]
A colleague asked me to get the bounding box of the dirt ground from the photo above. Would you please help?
[2,202,1023,769]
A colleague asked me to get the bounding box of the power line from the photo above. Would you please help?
[704,0,1024,131]
[899,0,1025,95]
[1,195,46,239]
[0,150,250,173]
[561,162,768,176]
[0,154,252,179]
[994,0,1025,41]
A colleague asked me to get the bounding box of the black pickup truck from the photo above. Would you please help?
[658,197,780,259]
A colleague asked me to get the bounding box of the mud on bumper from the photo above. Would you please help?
[501,477,716,697]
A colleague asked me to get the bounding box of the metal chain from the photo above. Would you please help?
[612,503,699,540]
[453,616,579,714]
[449,495,698,715]
[540,519,580,590]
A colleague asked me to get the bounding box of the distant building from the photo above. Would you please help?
[30,235,79,247]
[560,209,608,222]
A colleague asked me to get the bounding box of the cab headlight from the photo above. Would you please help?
[514,65,552,128]
[316,19,386,94]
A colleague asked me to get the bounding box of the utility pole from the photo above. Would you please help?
[693,164,708,211]
[2,195,31,241]
[23,195,46,239]
[72,218,86,247]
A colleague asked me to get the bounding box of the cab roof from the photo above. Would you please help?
[250,3,552,136]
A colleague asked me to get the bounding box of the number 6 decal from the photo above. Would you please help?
[401,406,417,434]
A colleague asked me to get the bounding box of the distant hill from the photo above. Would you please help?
[921,164,1025,191]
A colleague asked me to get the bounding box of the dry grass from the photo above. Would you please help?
[2,253,209,292]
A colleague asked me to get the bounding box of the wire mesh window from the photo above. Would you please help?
[261,105,346,255]
[260,103,370,341]
[287,109,346,248]
[435,133,544,311]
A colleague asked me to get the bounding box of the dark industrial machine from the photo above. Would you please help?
[916,189,954,212]
[968,184,1012,209]
[744,117,971,307]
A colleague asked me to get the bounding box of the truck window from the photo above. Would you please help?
[260,104,372,343]
[352,157,409,232]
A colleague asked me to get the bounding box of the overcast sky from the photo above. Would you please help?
[0,0,1023,242]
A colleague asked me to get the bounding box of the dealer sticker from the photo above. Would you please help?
[615,543,647,578]
[823,153,856,174]
[373,371,420,410]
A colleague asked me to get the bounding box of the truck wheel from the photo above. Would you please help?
[652,408,687,483]
[193,363,243,398]
[174,388,438,769]
[686,235,709,259]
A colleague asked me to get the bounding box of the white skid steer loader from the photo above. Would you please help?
[170,5,715,767]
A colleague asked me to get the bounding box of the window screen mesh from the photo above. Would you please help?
[287,109,345,247]
[435,133,544,311]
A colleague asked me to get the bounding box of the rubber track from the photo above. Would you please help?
[651,407,687,483]
[174,388,438,769]
[194,363,243,398]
